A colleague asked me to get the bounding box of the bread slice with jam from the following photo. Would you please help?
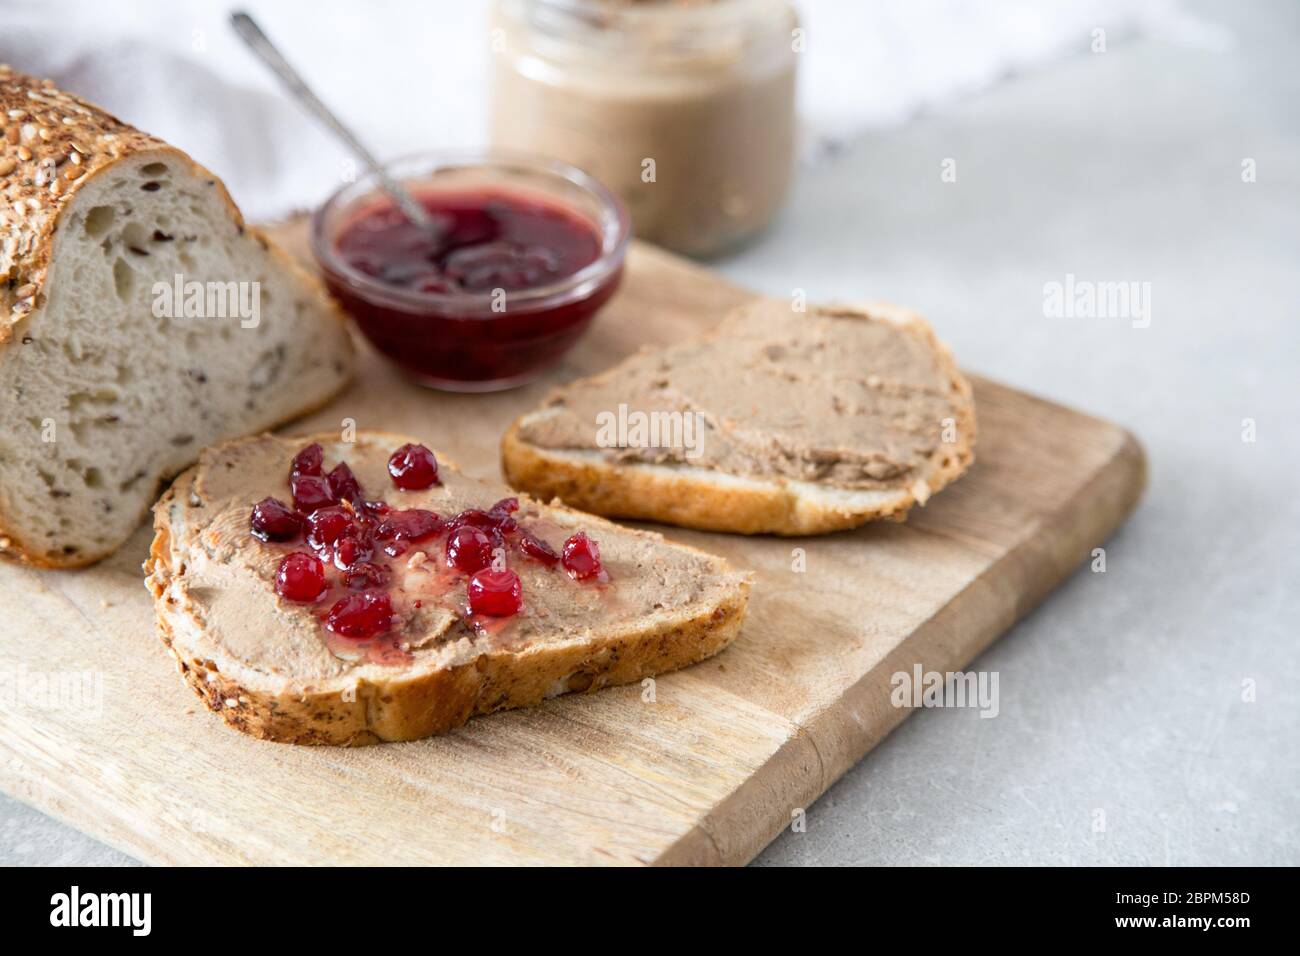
[144,431,750,745]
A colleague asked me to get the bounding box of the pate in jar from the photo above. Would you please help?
[490,0,799,258]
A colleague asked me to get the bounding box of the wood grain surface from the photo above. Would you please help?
[0,224,1145,865]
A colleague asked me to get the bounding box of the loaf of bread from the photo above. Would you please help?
[502,299,976,535]
[145,431,750,745]
[0,67,353,567]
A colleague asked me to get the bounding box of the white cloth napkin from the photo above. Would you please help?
[0,0,1227,221]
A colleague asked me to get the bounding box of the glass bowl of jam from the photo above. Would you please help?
[312,150,630,391]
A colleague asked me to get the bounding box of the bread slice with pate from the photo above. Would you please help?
[144,431,750,745]
[501,299,976,535]
[0,68,353,567]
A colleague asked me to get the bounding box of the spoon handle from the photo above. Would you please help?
[230,11,436,231]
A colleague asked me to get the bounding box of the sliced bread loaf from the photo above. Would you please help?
[145,431,750,745]
[502,299,976,535]
[0,68,353,567]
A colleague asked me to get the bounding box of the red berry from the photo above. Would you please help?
[291,442,323,477]
[275,552,327,602]
[291,473,336,513]
[489,499,519,534]
[561,532,602,580]
[306,506,353,550]
[448,508,493,530]
[327,462,364,506]
[445,525,494,574]
[518,531,559,567]
[388,443,440,490]
[344,562,390,590]
[376,508,442,543]
[449,506,517,536]
[250,496,304,542]
[381,539,410,559]
[325,590,394,639]
[332,533,373,570]
[468,569,523,617]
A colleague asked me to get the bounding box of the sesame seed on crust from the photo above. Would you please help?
[0,65,242,343]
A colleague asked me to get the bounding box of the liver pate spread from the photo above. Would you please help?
[160,434,736,682]
[518,300,974,491]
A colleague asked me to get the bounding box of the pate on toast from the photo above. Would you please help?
[503,299,976,535]
[145,431,750,745]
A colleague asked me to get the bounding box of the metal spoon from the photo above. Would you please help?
[229,10,437,232]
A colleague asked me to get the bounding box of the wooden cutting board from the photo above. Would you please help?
[0,223,1145,865]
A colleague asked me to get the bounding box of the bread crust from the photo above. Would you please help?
[1,67,218,334]
[0,68,354,568]
[501,302,977,536]
[144,432,751,745]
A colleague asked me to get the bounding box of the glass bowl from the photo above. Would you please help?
[312,149,630,392]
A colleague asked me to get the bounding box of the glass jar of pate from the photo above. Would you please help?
[490,0,799,258]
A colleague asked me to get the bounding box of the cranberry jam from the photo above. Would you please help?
[313,152,630,392]
[338,191,601,295]
[253,441,607,664]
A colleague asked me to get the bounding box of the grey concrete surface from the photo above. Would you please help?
[3,0,1297,866]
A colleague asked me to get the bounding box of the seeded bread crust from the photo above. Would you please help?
[0,68,322,334]
[501,302,976,536]
[0,67,354,568]
[1,66,206,336]
[144,431,751,745]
